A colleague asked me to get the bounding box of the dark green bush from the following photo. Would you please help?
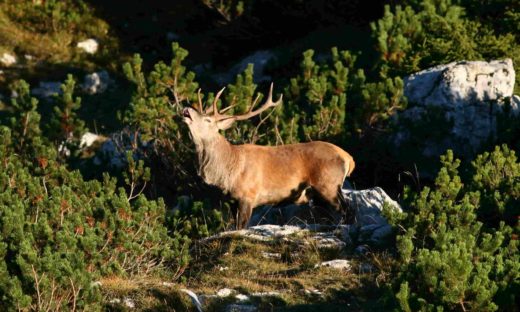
[372,0,519,84]
[0,82,189,310]
[387,148,519,311]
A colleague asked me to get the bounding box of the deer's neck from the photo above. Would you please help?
[195,134,241,193]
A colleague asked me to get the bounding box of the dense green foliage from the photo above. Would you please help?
[0,83,191,310]
[388,148,519,311]
[372,0,519,86]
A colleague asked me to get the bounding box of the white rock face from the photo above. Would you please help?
[82,70,111,94]
[1,53,17,66]
[32,81,62,98]
[405,59,515,106]
[77,39,99,54]
[342,187,401,244]
[80,132,105,148]
[316,259,351,271]
[342,187,401,226]
[397,59,519,157]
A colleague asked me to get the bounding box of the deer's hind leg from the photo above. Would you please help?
[236,201,253,230]
[312,179,353,224]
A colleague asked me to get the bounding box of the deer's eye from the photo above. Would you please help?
[204,118,212,123]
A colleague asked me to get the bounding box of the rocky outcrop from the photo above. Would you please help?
[341,187,402,245]
[405,59,515,106]
[248,187,401,246]
[204,224,347,251]
[396,59,519,158]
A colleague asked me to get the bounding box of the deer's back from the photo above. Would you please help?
[232,141,353,203]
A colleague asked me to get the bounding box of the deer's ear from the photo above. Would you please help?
[216,118,235,130]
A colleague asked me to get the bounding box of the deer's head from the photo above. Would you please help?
[182,84,283,142]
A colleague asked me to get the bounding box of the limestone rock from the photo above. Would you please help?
[1,53,17,66]
[342,187,401,245]
[316,259,351,271]
[237,224,305,241]
[247,187,400,245]
[397,59,519,157]
[310,232,346,250]
[217,288,234,297]
[404,59,514,106]
[123,298,135,309]
[80,132,106,148]
[77,39,99,54]
[82,71,112,94]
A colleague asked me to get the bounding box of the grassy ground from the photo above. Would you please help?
[102,230,394,311]
[0,2,120,74]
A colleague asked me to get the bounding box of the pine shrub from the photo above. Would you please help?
[0,82,189,310]
[387,149,519,311]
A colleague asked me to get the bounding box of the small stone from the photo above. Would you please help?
[312,232,347,250]
[80,132,105,148]
[82,70,111,94]
[123,298,135,309]
[235,294,250,302]
[24,54,34,61]
[161,281,174,287]
[251,291,281,297]
[304,288,323,296]
[217,288,234,297]
[77,39,99,54]
[1,53,17,66]
[316,259,351,271]
[261,251,281,260]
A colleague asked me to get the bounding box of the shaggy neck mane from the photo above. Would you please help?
[194,134,241,193]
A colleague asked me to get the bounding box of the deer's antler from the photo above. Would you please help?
[197,84,283,120]
[216,83,282,121]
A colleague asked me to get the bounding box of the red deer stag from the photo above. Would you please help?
[182,84,355,229]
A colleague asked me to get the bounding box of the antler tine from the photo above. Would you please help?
[247,93,262,113]
[232,83,283,121]
[206,87,226,116]
[196,89,204,112]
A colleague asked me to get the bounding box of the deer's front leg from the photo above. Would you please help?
[236,202,253,230]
